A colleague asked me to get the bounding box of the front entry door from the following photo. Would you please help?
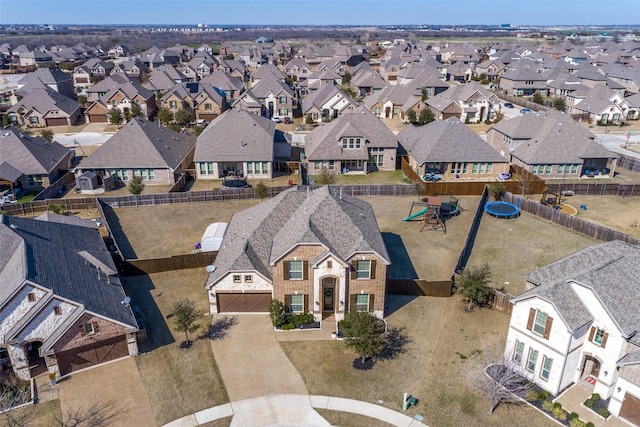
[323,287,334,311]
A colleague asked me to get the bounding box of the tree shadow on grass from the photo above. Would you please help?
[120,275,174,352]
[203,315,238,341]
[379,326,411,361]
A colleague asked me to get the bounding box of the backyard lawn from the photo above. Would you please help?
[121,268,228,426]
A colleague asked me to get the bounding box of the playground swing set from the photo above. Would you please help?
[402,195,460,233]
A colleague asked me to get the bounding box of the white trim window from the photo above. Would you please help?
[533,311,548,336]
[527,348,538,372]
[356,260,371,279]
[290,294,303,312]
[540,356,552,381]
[355,294,369,311]
[288,260,303,280]
[513,340,525,363]
[199,162,215,176]
[593,328,605,346]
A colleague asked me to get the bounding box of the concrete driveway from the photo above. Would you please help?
[57,357,155,427]
[210,315,308,401]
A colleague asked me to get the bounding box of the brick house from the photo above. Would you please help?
[204,186,390,326]
[0,216,138,380]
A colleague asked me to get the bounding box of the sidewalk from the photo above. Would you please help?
[163,394,428,427]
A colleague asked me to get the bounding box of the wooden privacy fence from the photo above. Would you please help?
[489,289,513,314]
[545,182,640,197]
[504,192,640,245]
[617,154,640,173]
[494,92,551,112]
[386,278,453,297]
[122,251,218,275]
[34,171,76,201]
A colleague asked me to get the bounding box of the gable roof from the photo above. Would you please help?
[489,111,614,164]
[8,86,80,117]
[515,241,640,338]
[302,83,357,114]
[397,117,505,164]
[0,215,137,328]
[426,81,497,111]
[205,186,390,287]
[305,106,398,161]
[194,109,288,162]
[0,126,69,175]
[77,118,196,170]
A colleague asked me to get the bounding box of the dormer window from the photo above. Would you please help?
[27,292,36,302]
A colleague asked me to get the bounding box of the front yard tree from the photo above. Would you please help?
[341,71,351,85]
[128,103,143,120]
[553,97,566,111]
[340,311,386,363]
[172,299,201,346]
[174,109,194,127]
[458,263,493,311]
[128,175,144,195]
[109,108,124,127]
[407,110,418,124]
[417,108,434,125]
[40,129,54,142]
[315,168,337,185]
[157,107,173,126]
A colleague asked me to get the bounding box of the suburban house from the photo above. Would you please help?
[283,57,313,82]
[304,106,398,175]
[0,215,139,380]
[110,60,147,80]
[504,241,640,426]
[426,81,499,123]
[499,64,548,97]
[16,68,75,99]
[194,109,291,180]
[85,74,132,102]
[0,126,71,192]
[7,87,82,128]
[161,82,228,123]
[364,80,429,121]
[486,111,616,178]
[234,74,296,119]
[204,186,390,324]
[85,80,157,123]
[72,58,114,87]
[143,65,186,93]
[474,59,506,82]
[301,83,358,123]
[200,72,245,101]
[349,64,386,97]
[567,85,631,124]
[397,117,507,180]
[75,118,196,187]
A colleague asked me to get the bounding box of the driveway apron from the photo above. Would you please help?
[210,314,308,401]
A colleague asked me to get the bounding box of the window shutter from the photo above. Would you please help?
[303,261,308,280]
[543,316,553,340]
[93,322,100,333]
[526,308,535,331]
[303,295,309,312]
[370,260,377,279]
[283,261,289,280]
[588,326,595,342]
[79,324,86,336]
[601,332,608,348]
[284,295,291,312]
[349,294,356,312]
[350,261,357,280]
[368,294,375,312]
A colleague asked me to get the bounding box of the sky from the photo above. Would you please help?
[1,0,639,26]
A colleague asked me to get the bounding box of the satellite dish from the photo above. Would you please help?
[205,265,216,273]
[123,296,131,305]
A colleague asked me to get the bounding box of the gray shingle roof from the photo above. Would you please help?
[0,126,69,175]
[206,186,390,287]
[77,118,196,170]
[397,117,505,164]
[7,86,80,117]
[489,111,614,164]
[305,106,398,162]
[0,215,137,328]
[426,81,497,111]
[194,109,288,162]
[302,84,357,114]
[515,241,640,338]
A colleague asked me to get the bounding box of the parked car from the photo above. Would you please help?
[284,117,292,124]
[271,116,282,123]
[504,102,514,108]
[520,108,532,114]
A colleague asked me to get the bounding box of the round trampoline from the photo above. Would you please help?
[484,201,520,218]
[222,179,249,189]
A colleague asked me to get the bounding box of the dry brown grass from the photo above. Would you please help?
[314,409,394,427]
[122,269,228,426]
[113,200,260,258]
[282,294,554,427]
[10,399,61,427]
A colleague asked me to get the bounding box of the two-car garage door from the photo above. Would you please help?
[217,292,271,313]
[56,335,129,376]
[620,392,640,426]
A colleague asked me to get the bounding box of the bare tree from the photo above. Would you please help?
[468,338,533,414]
[0,374,32,427]
[58,399,128,427]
